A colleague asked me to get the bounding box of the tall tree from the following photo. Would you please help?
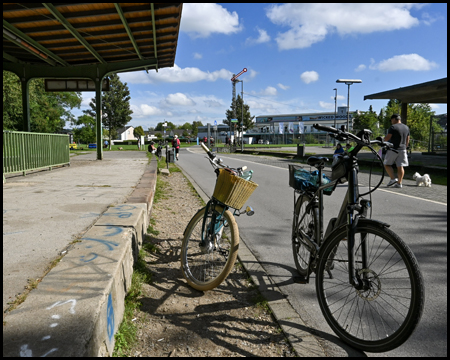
[73,114,96,144]
[84,73,133,149]
[191,121,203,136]
[353,105,383,138]
[133,125,145,148]
[224,94,254,134]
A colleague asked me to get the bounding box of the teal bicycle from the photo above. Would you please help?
[180,143,258,291]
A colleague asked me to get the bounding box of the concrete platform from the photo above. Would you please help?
[3,152,157,357]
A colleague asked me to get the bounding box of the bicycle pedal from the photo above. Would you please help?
[293,275,308,284]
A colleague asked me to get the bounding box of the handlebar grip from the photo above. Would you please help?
[200,142,215,160]
[313,123,337,133]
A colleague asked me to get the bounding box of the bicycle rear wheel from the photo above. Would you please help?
[292,193,317,276]
[316,221,424,352]
[181,206,239,291]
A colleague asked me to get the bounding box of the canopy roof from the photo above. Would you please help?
[364,78,447,104]
[3,3,182,72]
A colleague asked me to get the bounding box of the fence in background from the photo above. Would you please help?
[3,131,70,178]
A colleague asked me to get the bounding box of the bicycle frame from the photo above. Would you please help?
[294,153,372,287]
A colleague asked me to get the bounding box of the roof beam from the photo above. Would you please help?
[3,50,22,63]
[42,3,106,64]
[114,3,144,61]
[151,3,158,71]
[3,19,68,66]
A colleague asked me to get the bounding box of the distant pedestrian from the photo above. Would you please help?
[172,135,180,161]
[384,114,410,188]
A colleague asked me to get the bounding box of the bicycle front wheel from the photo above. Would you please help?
[316,221,424,352]
[292,193,317,276]
[181,206,239,291]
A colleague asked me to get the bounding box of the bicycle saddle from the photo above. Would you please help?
[307,156,330,167]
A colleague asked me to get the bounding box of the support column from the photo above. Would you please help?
[401,102,408,126]
[96,76,103,160]
[21,78,31,132]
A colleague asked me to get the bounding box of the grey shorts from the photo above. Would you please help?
[384,149,408,167]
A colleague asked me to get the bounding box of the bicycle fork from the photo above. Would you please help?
[200,200,227,254]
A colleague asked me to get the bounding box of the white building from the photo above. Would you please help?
[116,126,136,141]
[246,107,357,144]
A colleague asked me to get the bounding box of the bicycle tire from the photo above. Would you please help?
[316,221,424,352]
[181,206,239,291]
[292,193,318,276]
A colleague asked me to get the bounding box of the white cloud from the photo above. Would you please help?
[203,99,223,108]
[246,27,271,45]
[181,3,242,38]
[164,93,196,106]
[137,104,164,117]
[193,52,202,59]
[266,4,421,50]
[249,86,278,97]
[355,64,366,72]
[278,83,290,90]
[329,95,346,101]
[369,54,438,72]
[119,64,233,84]
[300,71,319,84]
[319,101,334,109]
[261,86,277,96]
[429,104,440,110]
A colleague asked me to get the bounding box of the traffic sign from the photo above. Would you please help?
[214,120,217,125]
[231,119,238,123]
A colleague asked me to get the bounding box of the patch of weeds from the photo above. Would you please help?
[154,177,169,203]
[143,241,160,254]
[147,223,160,236]
[5,253,65,313]
[252,292,271,314]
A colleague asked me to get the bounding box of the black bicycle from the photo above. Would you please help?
[290,124,424,352]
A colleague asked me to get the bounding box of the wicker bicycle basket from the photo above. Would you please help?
[212,168,258,209]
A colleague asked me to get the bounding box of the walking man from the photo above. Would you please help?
[384,114,410,188]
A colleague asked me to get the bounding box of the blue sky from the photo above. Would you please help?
[75,3,447,130]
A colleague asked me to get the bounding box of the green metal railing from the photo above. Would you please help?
[3,131,70,177]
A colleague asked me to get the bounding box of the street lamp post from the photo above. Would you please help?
[240,80,244,152]
[163,121,167,143]
[333,88,337,145]
[336,79,362,132]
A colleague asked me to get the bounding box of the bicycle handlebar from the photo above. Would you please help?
[201,142,248,174]
[201,141,216,161]
[312,123,396,152]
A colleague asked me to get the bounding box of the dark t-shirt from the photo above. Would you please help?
[388,123,410,150]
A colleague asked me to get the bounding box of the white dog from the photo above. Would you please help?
[413,172,432,187]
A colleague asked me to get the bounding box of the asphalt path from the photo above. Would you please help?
[177,146,447,357]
